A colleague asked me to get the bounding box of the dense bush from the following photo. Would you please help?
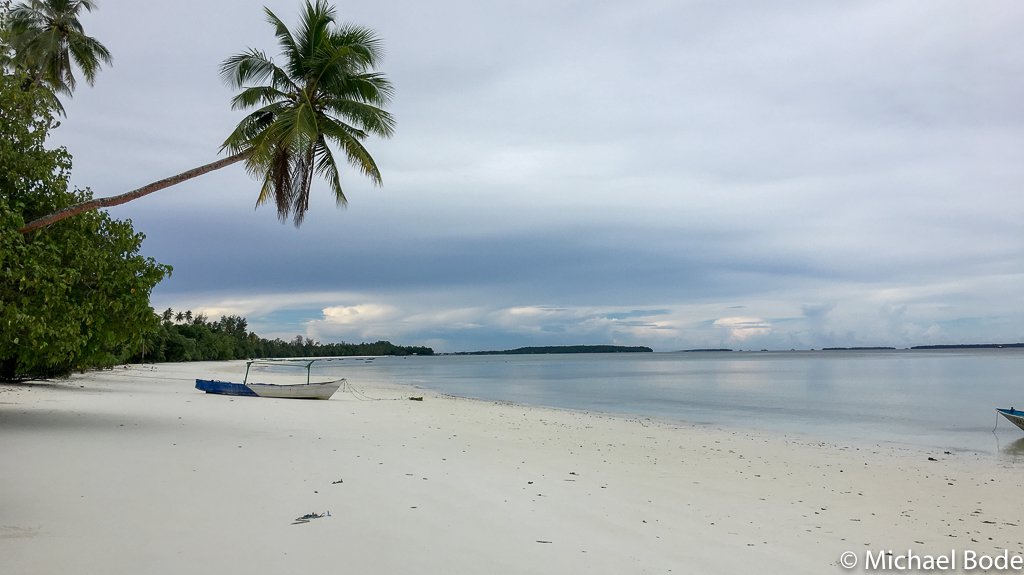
[0,74,170,380]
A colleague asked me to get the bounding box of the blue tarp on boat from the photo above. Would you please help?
[195,379,258,397]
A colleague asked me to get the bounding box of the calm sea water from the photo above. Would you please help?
[311,349,1024,458]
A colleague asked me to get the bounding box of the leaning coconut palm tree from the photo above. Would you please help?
[7,0,112,102]
[18,0,394,234]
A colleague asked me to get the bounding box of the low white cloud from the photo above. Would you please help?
[713,317,774,342]
[320,304,397,325]
[304,303,401,343]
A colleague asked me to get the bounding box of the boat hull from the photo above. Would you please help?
[195,379,344,400]
[996,408,1024,432]
[246,380,343,400]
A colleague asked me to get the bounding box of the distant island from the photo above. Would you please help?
[910,343,1024,350]
[452,345,653,356]
[671,343,1024,353]
[442,342,1024,356]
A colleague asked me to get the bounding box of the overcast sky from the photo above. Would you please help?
[50,0,1024,352]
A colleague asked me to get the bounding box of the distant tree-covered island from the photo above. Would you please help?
[451,345,653,356]
[910,343,1024,350]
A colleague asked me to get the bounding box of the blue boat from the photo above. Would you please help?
[996,408,1024,432]
[195,359,345,400]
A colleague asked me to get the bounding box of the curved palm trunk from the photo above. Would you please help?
[18,151,249,234]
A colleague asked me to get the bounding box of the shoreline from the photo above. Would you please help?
[345,349,1024,457]
[2,362,1023,574]
[423,386,1024,462]
[424,395,1017,470]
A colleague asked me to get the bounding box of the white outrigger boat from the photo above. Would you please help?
[195,358,344,400]
[995,408,1024,432]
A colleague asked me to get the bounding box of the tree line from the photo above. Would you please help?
[453,345,653,355]
[126,310,432,364]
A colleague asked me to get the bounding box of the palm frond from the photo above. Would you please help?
[289,146,317,225]
[313,139,346,206]
[228,85,291,111]
[294,0,335,72]
[220,103,282,154]
[311,27,387,92]
[258,146,294,221]
[332,24,386,66]
[346,72,395,104]
[322,97,395,138]
[219,49,274,88]
[293,101,319,143]
[263,6,300,77]
[67,33,112,86]
[317,116,382,185]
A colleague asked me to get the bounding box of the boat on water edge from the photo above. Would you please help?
[996,408,1024,432]
[195,358,345,400]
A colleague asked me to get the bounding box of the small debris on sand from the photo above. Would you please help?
[292,511,331,525]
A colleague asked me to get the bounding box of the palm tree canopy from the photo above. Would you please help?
[7,0,112,98]
[220,0,395,226]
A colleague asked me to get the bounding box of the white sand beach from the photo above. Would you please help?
[2,362,1022,574]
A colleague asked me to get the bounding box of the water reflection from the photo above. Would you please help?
[328,350,1024,454]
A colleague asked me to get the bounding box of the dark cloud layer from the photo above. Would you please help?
[48,0,1024,351]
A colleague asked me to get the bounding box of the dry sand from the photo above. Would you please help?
[1,361,1022,574]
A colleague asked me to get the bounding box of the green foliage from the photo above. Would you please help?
[129,310,432,363]
[0,74,170,381]
[6,0,112,110]
[220,0,395,226]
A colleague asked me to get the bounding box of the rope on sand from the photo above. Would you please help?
[340,380,403,401]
